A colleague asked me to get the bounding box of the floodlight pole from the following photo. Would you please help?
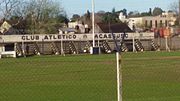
[92,0,95,47]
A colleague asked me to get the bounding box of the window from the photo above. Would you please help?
[155,20,158,28]
[165,20,168,27]
[5,44,14,51]
[160,20,163,27]
[150,20,152,28]
[145,20,148,27]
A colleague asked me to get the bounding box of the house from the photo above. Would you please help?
[0,19,28,58]
[68,21,90,33]
[128,12,177,30]
[119,12,126,22]
[59,28,77,34]
[119,11,177,31]
[0,19,27,35]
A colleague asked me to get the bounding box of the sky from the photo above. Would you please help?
[60,0,177,18]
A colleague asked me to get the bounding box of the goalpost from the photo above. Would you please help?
[112,32,126,101]
[116,52,122,101]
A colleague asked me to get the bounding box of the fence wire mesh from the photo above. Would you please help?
[1,51,180,101]
[0,54,117,101]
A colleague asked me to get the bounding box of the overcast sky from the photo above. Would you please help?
[60,0,177,18]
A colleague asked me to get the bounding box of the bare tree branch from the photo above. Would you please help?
[0,0,20,18]
[169,1,179,15]
[0,0,5,5]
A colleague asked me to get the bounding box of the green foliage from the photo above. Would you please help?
[128,11,140,17]
[140,12,150,16]
[71,14,81,22]
[140,12,152,17]
[2,0,68,34]
[25,0,68,34]
[102,8,119,24]
[80,10,91,26]
[153,7,163,16]
[87,10,91,19]
[119,8,127,17]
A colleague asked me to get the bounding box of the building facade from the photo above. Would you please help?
[128,12,176,30]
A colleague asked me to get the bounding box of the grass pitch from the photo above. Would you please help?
[0,52,180,101]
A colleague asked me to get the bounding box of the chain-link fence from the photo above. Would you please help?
[1,51,180,101]
[0,54,117,101]
[1,37,180,101]
[122,52,180,101]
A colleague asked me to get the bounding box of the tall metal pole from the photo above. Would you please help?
[61,35,65,56]
[59,29,65,56]
[133,33,135,52]
[179,0,180,24]
[92,0,95,47]
[22,41,26,57]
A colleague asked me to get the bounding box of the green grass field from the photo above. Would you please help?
[0,52,180,101]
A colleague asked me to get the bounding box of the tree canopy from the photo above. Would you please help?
[0,0,68,34]
[152,7,163,16]
[169,1,179,15]
[101,8,120,23]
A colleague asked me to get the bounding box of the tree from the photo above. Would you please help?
[86,10,91,21]
[169,1,179,15]
[168,1,180,26]
[128,11,140,17]
[102,9,119,24]
[111,8,118,22]
[152,7,163,16]
[15,0,66,34]
[71,14,80,21]
[97,10,106,14]
[122,9,127,17]
[0,0,21,19]
[141,12,151,16]
[102,12,111,23]
[0,0,67,34]
[81,10,91,26]
[135,8,152,17]
[149,8,152,16]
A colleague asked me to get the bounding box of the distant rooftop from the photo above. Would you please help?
[97,23,133,33]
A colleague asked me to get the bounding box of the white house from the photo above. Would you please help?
[128,12,176,30]
[68,21,90,33]
[119,12,126,22]
[119,12,177,30]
